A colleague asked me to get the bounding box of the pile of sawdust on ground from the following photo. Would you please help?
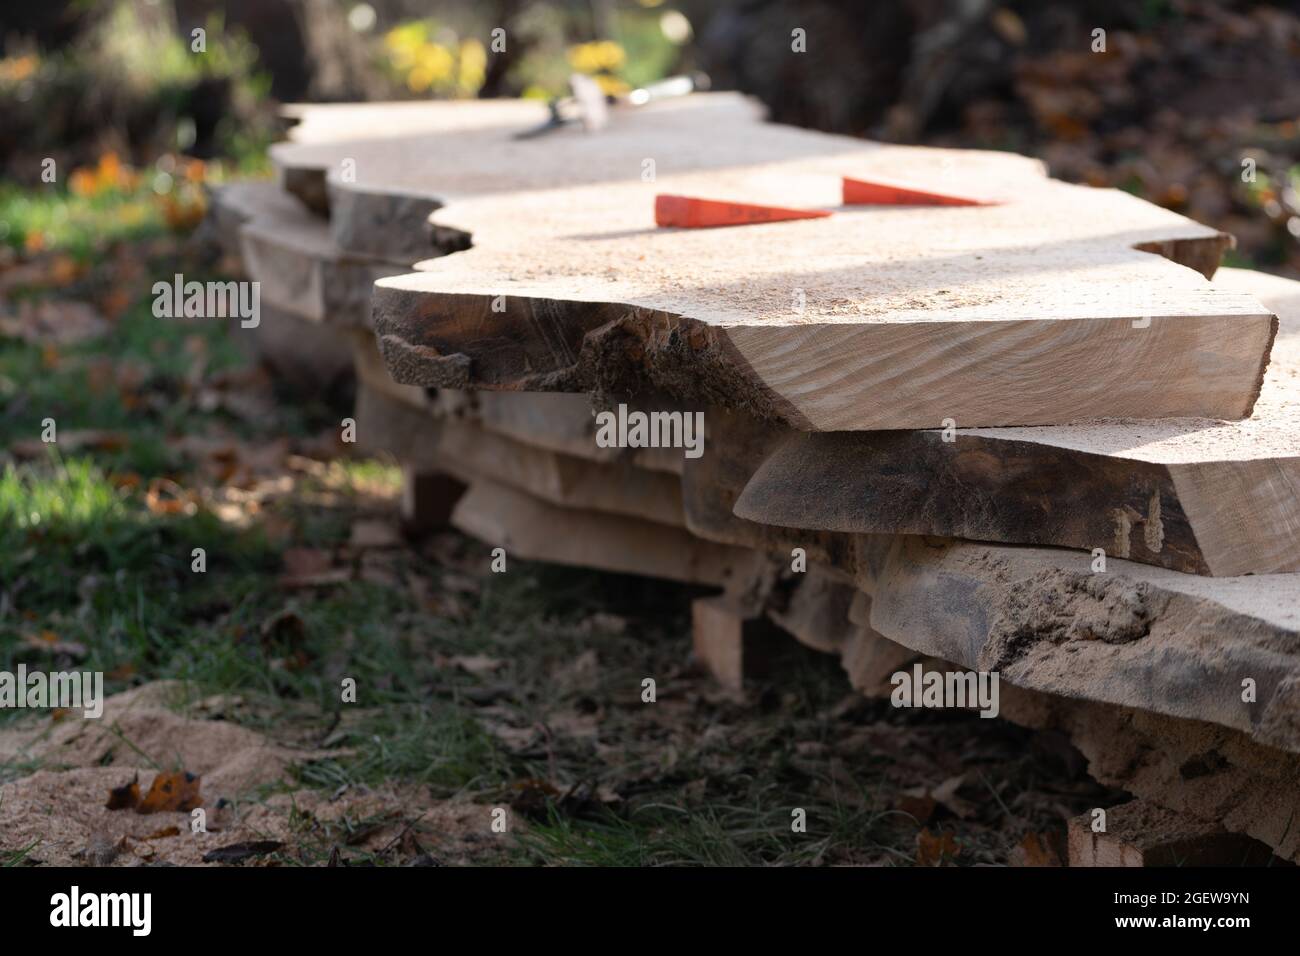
[0,681,492,866]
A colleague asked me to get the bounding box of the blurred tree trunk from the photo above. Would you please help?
[291,0,384,102]
[479,0,525,98]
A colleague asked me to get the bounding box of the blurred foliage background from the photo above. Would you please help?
[0,0,1298,270]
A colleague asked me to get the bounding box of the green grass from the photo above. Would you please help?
[0,282,253,469]
[249,561,934,866]
[0,182,168,261]
[516,799,907,867]
[0,156,268,262]
[0,455,279,713]
[1,839,41,867]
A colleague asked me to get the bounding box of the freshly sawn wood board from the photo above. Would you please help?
[736,268,1300,575]
[349,99,1269,429]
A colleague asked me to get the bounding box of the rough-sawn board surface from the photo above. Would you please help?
[268,94,1267,430]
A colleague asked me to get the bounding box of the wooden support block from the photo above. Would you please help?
[400,465,466,536]
[1067,800,1276,867]
[691,595,777,691]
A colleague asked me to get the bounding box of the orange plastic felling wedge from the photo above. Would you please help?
[841,176,1000,206]
[655,194,832,228]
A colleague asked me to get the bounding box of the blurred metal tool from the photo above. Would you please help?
[513,72,710,140]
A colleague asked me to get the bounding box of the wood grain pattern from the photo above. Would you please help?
[735,268,1300,575]
[373,257,1272,431]
[353,382,684,528]
[269,96,1264,430]
[215,180,411,327]
[852,534,1300,755]
[998,687,1300,862]
[451,478,753,588]
[353,330,684,474]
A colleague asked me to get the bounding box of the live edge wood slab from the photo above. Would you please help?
[268,93,1269,430]
[213,180,412,328]
[350,104,1268,428]
[736,268,1300,576]
[370,204,1270,430]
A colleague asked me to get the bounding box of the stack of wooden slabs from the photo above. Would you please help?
[207,180,372,388]
[351,371,1300,860]
[211,180,413,328]
[208,96,1300,861]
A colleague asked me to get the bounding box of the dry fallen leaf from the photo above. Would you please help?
[279,568,353,588]
[279,547,352,588]
[282,547,333,578]
[99,285,131,320]
[441,572,481,596]
[407,575,466,618]
[105,775,141,811]
[359,551,403,588]
[19,630,88,659]
[1012,831,1065,867]
[509,778,562,819]
[0,254,85,295]
[576,612,627,635]
[545,710,601,740]
[930,773,978,820]
[258,609,312,671]
[109,472,141,492]
[258,511,296,546]
[143,478,198,516]
[896,792,937,825]
[85,356,116,395]
[481,719,538,754]
[447,654,504,677]
[81,831,126,866]
[135,771,203,814]
[916,828,960,866]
